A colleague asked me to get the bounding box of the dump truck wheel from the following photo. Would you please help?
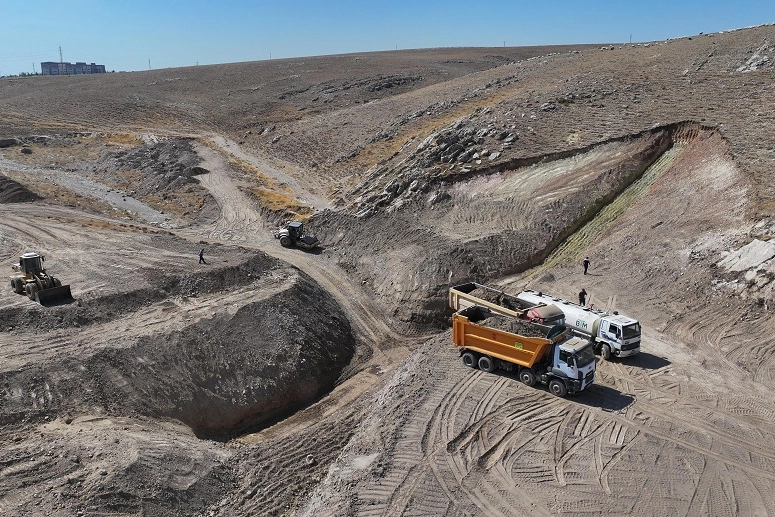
[478,356,495,373]
[461,352,477,368]
[601,344,612,361]
[279,236,292,247]
[519,368,536,386]
[549,379,567,397]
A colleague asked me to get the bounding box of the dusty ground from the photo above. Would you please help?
[2,27,775,516]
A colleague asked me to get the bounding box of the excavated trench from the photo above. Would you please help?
[313,122,715,328]
[0,258,357,441]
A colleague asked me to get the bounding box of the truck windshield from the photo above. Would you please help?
[622,323,641,339]
[574,346,596,368]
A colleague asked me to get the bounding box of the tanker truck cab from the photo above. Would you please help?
[598,314,641,359]
[550,337,596,395]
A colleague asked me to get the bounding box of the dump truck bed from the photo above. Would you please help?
[452,306,568,369]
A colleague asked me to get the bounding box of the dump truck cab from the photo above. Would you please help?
[551,335,597,394]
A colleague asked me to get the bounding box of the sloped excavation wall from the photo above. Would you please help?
[88,273,355,439]
[314,123,708,328]
[1,272,356,441]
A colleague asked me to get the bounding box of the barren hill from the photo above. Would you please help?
[2,25,775,516]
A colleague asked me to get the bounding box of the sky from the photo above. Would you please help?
[1,0,773,75]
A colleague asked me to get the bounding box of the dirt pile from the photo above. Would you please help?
[0,175,40,203]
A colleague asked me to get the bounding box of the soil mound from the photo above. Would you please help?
[0,175,41,203]
[2,267,356,441]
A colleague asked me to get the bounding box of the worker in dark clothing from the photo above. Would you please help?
[199,248,207,264]
[578,289,587,306]
[582,256,590,275]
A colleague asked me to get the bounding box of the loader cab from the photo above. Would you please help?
[20,253,44,274]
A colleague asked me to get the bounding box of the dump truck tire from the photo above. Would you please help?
[478,356,496,373]
[549,379,567,397]
[461,352,477,368]
[519,368,536,386]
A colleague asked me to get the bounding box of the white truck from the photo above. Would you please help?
[516,289,641,359]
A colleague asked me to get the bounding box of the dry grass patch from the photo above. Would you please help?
[247,186,312,218]
[101,133,141,146]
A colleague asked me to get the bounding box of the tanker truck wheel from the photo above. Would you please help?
[549,379,567,397]
[478,356,496,373]
[461,352,477,368]
[601,344,612,361]
[519,368,536,386]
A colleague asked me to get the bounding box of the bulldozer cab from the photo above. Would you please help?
[19,252,44,275]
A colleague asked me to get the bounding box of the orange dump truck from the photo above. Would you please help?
[452,305,596,397]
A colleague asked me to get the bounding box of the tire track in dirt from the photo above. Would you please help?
[601,357,775,426]
[384,349,775,516]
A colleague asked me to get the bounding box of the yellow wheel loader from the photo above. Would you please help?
[9,252,73,304]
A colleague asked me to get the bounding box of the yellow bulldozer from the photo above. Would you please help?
[9,252,73,304]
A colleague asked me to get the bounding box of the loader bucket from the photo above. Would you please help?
[35,284,74,305]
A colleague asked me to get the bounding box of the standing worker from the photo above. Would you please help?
[582,256,590,275]
[578,288,587,306]
[199,248,207,264]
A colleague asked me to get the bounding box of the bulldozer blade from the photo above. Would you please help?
[35,285,74,305]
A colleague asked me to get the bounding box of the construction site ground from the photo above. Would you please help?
[2,29,775,516]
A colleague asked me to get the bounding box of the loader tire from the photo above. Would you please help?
[478,356,496,373]
[52,277,62,288]
[27,283,39,301]
[461,352,477,368]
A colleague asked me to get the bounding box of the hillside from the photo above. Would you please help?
[2,25,775,516]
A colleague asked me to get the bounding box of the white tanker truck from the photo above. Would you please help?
[516,289,641,360]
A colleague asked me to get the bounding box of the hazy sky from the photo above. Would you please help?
[1,0,773,75]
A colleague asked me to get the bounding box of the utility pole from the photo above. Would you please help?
[148,58,151,70]
[59,45,66,75]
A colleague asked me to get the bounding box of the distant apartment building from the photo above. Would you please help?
[40,61,107,76]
